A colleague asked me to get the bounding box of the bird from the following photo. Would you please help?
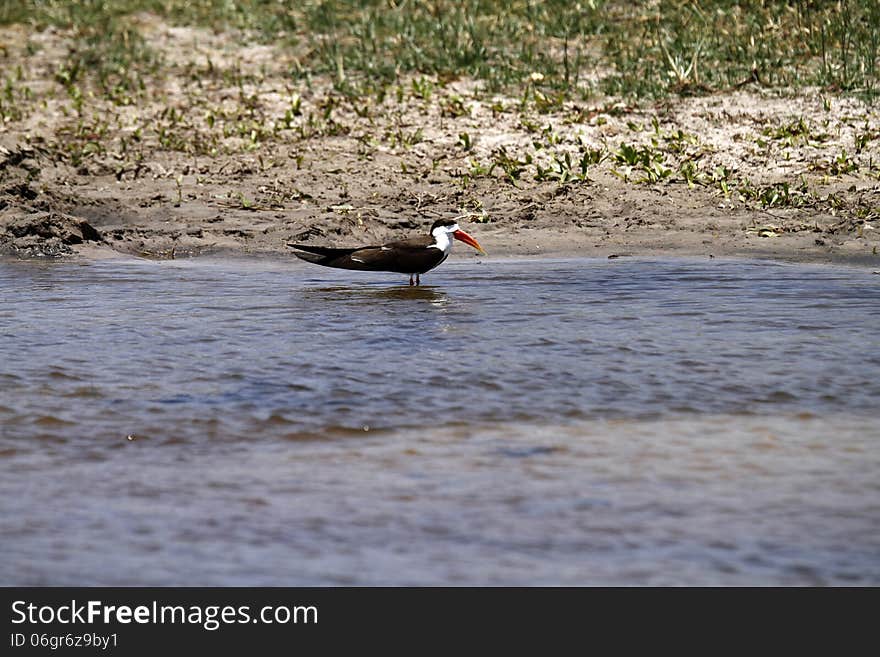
[288,218,486,286]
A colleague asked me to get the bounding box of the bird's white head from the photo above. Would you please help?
[429,219,486,255]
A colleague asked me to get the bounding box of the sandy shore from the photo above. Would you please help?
[1,19,878,267]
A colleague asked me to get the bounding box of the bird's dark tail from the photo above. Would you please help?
[287,242,366,269]
[287,243,358,266]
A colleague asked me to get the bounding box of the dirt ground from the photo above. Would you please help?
[1,18,878,266]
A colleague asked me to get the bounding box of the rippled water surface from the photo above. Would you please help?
[1,256,878,585]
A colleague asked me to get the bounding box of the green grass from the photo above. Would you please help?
[2,1,160,98]
[601,0,880,100]
[2,1,878,101]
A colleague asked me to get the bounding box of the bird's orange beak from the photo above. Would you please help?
[453,229,487,255]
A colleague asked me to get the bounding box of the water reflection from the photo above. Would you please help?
[304,285,449,307]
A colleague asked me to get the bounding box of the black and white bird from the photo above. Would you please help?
[288,218,486,286]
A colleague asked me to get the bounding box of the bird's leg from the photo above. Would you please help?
[416,273,420,286]
[409,274,414,286]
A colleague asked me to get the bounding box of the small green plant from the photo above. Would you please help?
[532,89,565,114]
[678,159,709,188]
[410,76,433,101]
[711,166,733,197]
[534,149,594,184]
[441,95,469,118]
[854,127,878,154]
[663,129,699,155]
[660,35,705,90]
[467,159,492,177]
[762,117,811,145]
[830,149,858,175]
[611,141,670,183]
[235,192,255,209]
[0,75,31,122]
[385,125,423,149]
[490,146,531,185]
[637,160,673,184]
[613,142,641,167]
[577,141,607,165]
[739,178,814,209]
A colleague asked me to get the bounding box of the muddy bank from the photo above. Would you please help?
[2,142,876,267]
[1,19,878,265]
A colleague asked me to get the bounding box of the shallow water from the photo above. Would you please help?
[1,256,878,585]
